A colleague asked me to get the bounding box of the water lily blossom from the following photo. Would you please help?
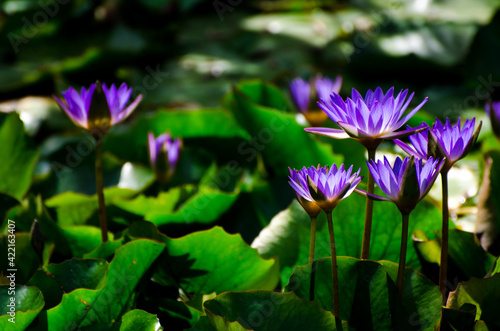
[302,164,362,212]
[52,82,143,243]
[53,82,143,133]
[289,163,362,318]
[305,87,428,148]
[396,117,480,301]
[305,86,427,260]
[148,132,182,185]
[289,75,342,126]
[428,118,481,171]
[359,155,444,297]
[395,118,481,171]
[363,156,444,214]
[288,167,322,218]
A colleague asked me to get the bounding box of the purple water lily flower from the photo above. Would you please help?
[360,155,443,297]
[289,162,362,317]
[305,87,428,149]
[288,167,322,217]
[53,82,143,132]
[290,75,342,126]
[363,156,444,214]
[395,118,481,171]
[486,101,500,139]
[289,164,362,213]
[148,132,182,184]
[290,78,311,114]
[314,75,343,104]
[289,75,342,113]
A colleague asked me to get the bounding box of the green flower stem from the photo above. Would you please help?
[326,212,340,319]
[361,147,376,260]
[95,141,108,243]
[309,216,317,264]
[309,216,317,301]
[439,168,450,302]
[397,212,410,298]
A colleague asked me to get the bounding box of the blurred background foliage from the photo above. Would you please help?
[0,0,500,257]
[1,0,500,328]
[0,0,499,258]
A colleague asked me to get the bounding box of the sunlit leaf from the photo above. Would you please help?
[46,240,164,328]
[119,309,163,331]
[252,195,441,284]
[127,223,279,295]
[447,274,500,328]
[0,113,39,201]
[0,285,44,331]
[28,258,108,309]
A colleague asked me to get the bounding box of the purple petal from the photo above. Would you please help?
[394,139,421,158]
[148,132,157,164]
[354,188,391,202]
[314,75,342,101]
[111,93,143,125]
[290,78,311,113]
[336,122,372,139]
[168,138,181,167]
[394,97,429,128]
[379,124,427,140]
[304,127,350,139]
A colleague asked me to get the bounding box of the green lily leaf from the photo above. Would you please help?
[61,225,114,258]
[45,187,139,226]
[0,113,39,201]
[447,229,496,278]
[190,314,249,331]
[203,291,344,330]
[413,229,495,279]
[446,273,500,328]
[147,296,203,329]
[0,233,40,284]
[440,304,478,331]
[286,257,402,330]
[0,285,44,331]
[104,109,249,162]
[84,237,128,261]
[127,222,279,296]
[229,79,290,111]
[252,196,441,285]
[119,309,163,331]
[380,260,442,330]
[46,239,164,329]
[285,257,441,330]
[113,184,239,226]
[5,194,114,259]
[491,257,500,276]
[28,258,108,309]
[223,79,343,176]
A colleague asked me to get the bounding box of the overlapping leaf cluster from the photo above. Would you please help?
[0,80,497,330]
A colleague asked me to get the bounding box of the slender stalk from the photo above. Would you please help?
[95,141,108,243]
[309,216,317,301]
[439,169,450,302]
[397,212,410,298]
[327,212,340,319]
[309,216,317,264]
[361,148,376,259]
